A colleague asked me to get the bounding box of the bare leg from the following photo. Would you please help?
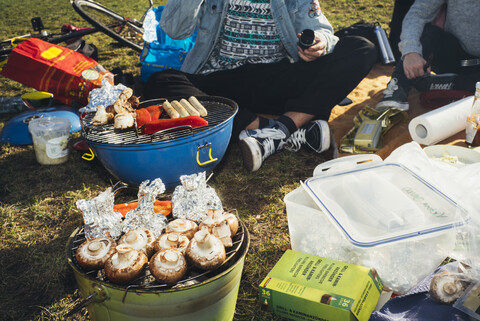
[284,112,315,128]
[244,112,315,131]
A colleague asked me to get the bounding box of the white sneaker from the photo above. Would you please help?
[375,78,409,110]
[239,127,286,172]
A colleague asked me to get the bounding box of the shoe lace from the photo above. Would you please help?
[383,78,399,98]
[285,128,307,152]
[261,138,277,160]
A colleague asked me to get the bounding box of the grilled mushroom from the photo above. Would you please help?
[224,212,239,236]
[430,271,470,304]
[104,244,148,284]
[91,105,114,126]
[75,237,117,270]
[149,248,187,284]
[186,228,226,270]
[154,232,190,254]
[113,112,135,129]
[113,88,134,114]
[165,219,198,240]
[199,209,237,247]
[118,228,156,257]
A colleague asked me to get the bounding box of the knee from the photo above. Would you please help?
[146,69,185,85]
[144,69,186,99]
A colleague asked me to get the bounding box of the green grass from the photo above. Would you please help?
[0,1,395,320]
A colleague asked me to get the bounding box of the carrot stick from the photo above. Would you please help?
[113,200,172,218]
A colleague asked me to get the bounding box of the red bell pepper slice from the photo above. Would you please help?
[146,105,163,120]
[135,105,164,127]
[135,108,152,128]
[141,116,208,135]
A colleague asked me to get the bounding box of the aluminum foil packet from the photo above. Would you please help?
[172,172,223,222]
[76,187,123,240]
[80,79,128,113]
[122,178,168,238]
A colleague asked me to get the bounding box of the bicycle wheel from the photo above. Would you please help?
[72,0,144,52]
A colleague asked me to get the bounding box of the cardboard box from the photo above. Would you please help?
[259,250,383,321]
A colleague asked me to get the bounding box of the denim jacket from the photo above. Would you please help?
[159,0,339,74]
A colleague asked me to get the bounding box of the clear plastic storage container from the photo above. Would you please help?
[28,116,71,165]
[285,159,467,294]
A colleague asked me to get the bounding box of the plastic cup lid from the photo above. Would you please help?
[28,116,71,133]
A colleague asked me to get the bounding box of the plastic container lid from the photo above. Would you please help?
[0,107,81,145]
[303,162,467,247]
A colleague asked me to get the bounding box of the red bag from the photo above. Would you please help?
[0,38,114,107]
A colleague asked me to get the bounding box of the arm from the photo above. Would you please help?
[297,33,327,62]
[295,0,338,61]
[398,0,445,78]
[159,0,204,39]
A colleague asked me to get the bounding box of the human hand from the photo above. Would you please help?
[403,52,430,79]
[297,34,326,62]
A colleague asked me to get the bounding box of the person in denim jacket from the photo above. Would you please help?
[144,0,377,172]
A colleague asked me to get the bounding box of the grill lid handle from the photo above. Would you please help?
[197,143,218,166]
[66,293,97,317]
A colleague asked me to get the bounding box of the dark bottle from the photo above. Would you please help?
[298,29,315,50]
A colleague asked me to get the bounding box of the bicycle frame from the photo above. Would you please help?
[0,19,100,58]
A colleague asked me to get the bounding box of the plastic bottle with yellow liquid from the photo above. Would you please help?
[466,82,480,146]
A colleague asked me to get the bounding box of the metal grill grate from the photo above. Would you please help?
[68,219,246,296]
[81,96,237,145]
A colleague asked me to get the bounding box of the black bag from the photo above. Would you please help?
[335,21,382,63]
[65,38,98,61]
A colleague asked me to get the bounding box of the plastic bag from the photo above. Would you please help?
[386,142,480,278]
[428,261,473,305]
[304,142,480,294]
[453,280,480,320]
[339,106,408,153]
[140,6,197,82]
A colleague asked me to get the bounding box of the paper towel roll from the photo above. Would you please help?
[408,95,474,145]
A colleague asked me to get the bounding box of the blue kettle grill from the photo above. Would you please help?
[81,96,238,189]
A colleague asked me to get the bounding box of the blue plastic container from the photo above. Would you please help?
[0,106,81,145]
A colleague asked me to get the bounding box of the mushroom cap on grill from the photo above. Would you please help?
[119,228,156,257]
[186,228,226,270]
[104,244,148,284]
[75,237,117,270]
[149,248,188,284]
[154,232,190,254]
[165,219,198,240]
